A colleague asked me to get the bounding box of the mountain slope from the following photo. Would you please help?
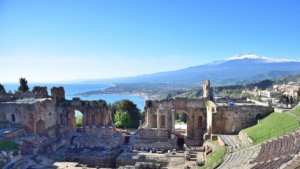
[111,54,300,85]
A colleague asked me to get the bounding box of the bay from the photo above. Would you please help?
[2,83,145,110]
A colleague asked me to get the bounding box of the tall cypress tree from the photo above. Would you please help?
[0,84,6,94]
[18,78,29,92]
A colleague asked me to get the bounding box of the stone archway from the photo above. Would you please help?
[175,111,188,136]
[36,119,46,135]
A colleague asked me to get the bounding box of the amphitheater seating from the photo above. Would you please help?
[217,131,300,169]
[250,131,300,169]
[251,156,293,169]
[284,156,300,169]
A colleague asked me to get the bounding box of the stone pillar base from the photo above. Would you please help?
[185,137,203,147]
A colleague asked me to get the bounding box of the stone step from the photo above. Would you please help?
[189,157,197,161]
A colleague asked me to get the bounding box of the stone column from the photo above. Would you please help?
[165,113,168,129]
[139,120,142,129]
[146,109,150,128]
[171,109,175,133]
[187,109,194,138]
[157,109,160,129]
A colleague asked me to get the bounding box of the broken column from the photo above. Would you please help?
[203,80,210,98]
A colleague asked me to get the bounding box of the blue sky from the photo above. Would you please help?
[0,0,300,83]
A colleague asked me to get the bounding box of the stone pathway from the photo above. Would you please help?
[280,103,300,121]
[217,135,260,169]
[217,146,259,169]
[219,135,242,146]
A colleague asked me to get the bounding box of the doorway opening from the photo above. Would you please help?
[175,112,187,136]
[36,119,46,135]
[177,137,185,150]
[75,110,83,131]
[11,114,16,122]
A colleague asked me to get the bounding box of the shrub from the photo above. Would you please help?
[0,139,19,155]
[76,115,83,127]
[114,111,131,128]
[0,84,6,94]
[111,99,141,128]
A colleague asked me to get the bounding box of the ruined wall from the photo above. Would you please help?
[212,105,274,134]
[206,101,217,139]
[0,86,115,136]
[143,97,208,146]
[0,86,50,103]
[51,87,65,103]
[0,99,57,134]
[32,86,49,98]
[137,128,169,138]
[67,98,113,132]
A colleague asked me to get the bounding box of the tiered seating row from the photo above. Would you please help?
[250,131,300,169]
[218,147,258,169]
[251,156,293,169]
[252,132,300,164]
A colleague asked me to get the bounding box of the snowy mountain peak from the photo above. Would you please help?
[225,54,300,63]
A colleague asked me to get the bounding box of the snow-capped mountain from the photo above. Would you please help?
[225,54,300,63]
[108,54,300,85]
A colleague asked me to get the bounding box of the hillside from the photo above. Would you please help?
[108,54,300,86]
[276,74,300,85]
[77,54,300,99]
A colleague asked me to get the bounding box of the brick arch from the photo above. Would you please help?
[67,107,87,132]
[67,99,114,132]
[175,110,189,136]
[144,97,208,146]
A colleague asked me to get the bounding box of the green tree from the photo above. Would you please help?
[18,78,29,92]
[114,111,131,128]
[140,111,145,123]
[111,99,141,128]
[175,112,187,123]
[0,84,6,94]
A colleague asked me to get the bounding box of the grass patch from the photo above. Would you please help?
[199,141,226,169]
[292,105,300,117]
[0,139,19,155]
[244,112,299,144]
[76,115,83,127]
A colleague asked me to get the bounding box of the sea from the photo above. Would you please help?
[2,83,145,110]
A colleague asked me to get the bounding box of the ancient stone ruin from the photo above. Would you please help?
[0,80,274,168]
